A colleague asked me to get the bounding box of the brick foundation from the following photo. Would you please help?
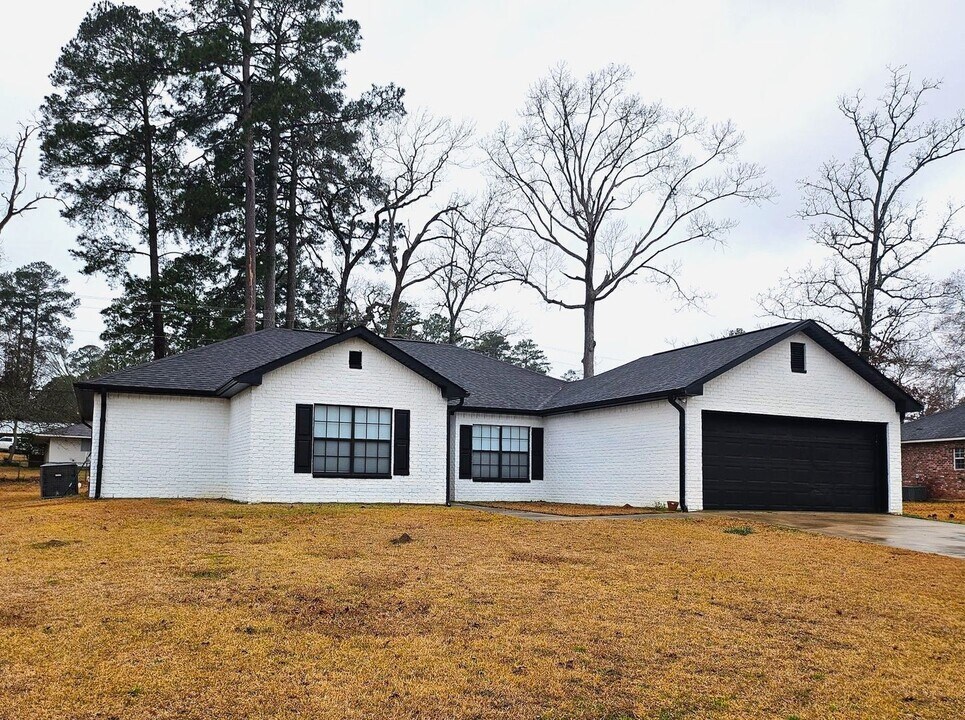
[901,441,965,499]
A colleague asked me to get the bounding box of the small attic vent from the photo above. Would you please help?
[349,350,362,369]
[790,342,806,373]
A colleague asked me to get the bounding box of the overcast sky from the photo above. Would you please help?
[2,0,964,375]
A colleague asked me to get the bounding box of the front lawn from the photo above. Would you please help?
[1,486,963,719]
[904,500,965,524]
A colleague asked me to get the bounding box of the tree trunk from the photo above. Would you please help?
[384,221,405,337]
[582,294,596,379]
[582,243,596,378]
[334,267,350,332]
[385,278,404,337]
[284,146,299,329]
[859,226,881,360]
[7,419,18,464]
[142,93,166,359]
[241,2,257,335]
[264,114,280,329]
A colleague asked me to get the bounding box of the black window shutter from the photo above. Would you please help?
[531,427,544,480]
[294,404,313,473]
[393,409,410,476]
[458,425,472,479]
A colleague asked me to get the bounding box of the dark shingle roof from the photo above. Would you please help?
[77,329,330,395]
[75,319,921,417]
[541,322,803,411]
[37,422,91,439]
[902,404,965,442]
[390,339,565,411]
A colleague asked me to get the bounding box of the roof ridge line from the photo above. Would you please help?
[644,320,805,359]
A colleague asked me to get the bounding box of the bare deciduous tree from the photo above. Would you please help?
[488,64,769,377]
[308,110,469,333]
[379,111,472,337]
[0,124,57,240]
[762,67,965,366]
[429,191,511,344]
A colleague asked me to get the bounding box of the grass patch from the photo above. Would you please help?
[904,501,965,524]
[1,483,963,718]
[723,526,755,536]
[466,500,670,516]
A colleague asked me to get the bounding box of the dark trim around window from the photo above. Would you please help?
[470,424,531,483]
[311,404,393,479]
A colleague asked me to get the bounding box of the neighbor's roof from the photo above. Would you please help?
[36,422,91,439]
[74,319,922,418]
[902,404,965,443]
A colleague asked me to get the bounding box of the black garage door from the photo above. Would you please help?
[702,411,887,512]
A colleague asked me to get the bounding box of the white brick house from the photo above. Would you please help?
[75,321,921,512]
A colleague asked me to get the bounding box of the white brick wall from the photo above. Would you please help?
[450,402,678,507]
[684,332,904,513]
[544,401,679,506]
[240,337,448,504]
[450,412,546,502]
[90,338,449,503]
[91,392,231,499]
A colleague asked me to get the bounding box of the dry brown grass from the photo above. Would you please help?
[1,486,963,720]
[905,500,965,524]
[467,501,668,516]
[0,465,39,481]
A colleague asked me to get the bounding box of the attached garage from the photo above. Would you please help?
[702,411,887,512]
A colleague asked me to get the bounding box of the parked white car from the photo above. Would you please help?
[0,436,14,451]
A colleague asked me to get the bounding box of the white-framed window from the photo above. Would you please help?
[471,424,529,481]
[954,447,965,471]
[312,405,391,477]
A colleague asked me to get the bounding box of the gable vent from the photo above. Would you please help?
[349,350,362,369]
[790,342,806,373]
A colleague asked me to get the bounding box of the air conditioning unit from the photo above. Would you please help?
[40,463,79,499]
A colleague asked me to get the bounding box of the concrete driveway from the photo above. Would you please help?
[718,511,965,559]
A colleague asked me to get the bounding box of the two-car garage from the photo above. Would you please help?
[701,411,888,512]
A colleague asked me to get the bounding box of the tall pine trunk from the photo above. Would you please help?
[264,115,280,328]
[141,92,166,359]
[240,2,257,334]
[285,145,299,329]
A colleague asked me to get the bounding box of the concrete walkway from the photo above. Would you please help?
[716,511,965,560]
[451,503,681,523]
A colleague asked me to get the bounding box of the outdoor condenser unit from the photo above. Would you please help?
[40,463,79,499]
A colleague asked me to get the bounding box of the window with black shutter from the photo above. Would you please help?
[790,342,806,373]
[349,350,362,369]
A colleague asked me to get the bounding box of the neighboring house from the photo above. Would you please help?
[73,320,920,512]
[901,404,965,499]
[36,423,93,465]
